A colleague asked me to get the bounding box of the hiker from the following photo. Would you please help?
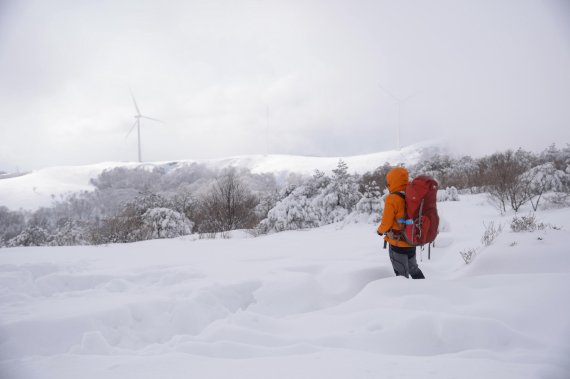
[377,167,425,279]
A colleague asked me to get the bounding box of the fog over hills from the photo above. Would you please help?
[0,140,444,211]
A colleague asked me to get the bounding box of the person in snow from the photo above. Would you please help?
[377,167,425,279]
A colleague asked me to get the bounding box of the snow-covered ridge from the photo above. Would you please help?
[196,140,431,175]
[0,140,444,211]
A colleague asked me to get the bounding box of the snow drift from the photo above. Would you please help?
[1,194,569,379]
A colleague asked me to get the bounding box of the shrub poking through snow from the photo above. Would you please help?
[508,213,562,233]
[459,247,477,264]
[511,213,546,233]
[481,221,502,246]
[510,214,546,233]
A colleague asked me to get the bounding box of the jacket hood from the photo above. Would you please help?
[386,167,409,193]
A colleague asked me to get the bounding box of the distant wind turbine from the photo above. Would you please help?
[126,89,162,162]
[378,83,414,151]
[265,105,270,156]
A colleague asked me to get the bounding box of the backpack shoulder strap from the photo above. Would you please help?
[391,191,405,201]
[390,191,408,221]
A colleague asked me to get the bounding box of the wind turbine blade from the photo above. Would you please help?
[401,93,415,103]
[129,87,141,115]
[377,83,400,102]
[140,115,163,123]
[125,120,137,139]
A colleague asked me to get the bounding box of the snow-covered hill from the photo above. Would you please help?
[0,140,442,211]
[0,194,569,379]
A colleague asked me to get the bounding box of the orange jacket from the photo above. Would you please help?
[377,167,412,247]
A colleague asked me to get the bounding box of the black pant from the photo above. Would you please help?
[388,244,425,279]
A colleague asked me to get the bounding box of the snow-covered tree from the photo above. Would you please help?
[437,186,460,202]
[254,189,281,221]
[0,206,26,245]
[310,189,349,224]
[352,181,383,223]
[521,162,570,210]
[330,160,362,212]
[8,226,52,247]
[51,219,88,246]
[259,162,363,232]
[141,208,193,239]
[360,162,391,193]
[260,186,319,232]
[90,193,179,244]
[411,154,454,186]
[539,143,570,171]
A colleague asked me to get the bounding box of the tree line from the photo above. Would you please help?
[1,144,569,247]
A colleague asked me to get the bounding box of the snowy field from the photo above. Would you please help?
[1,194,569,379]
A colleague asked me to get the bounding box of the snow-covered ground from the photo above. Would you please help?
[1,194,569,379]
[0,141,438,211]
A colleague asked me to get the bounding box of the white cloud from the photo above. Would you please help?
[0,0,569,171]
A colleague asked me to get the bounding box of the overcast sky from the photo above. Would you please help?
[0,0,569,171]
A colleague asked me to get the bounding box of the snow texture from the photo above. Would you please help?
[1,194,569,379]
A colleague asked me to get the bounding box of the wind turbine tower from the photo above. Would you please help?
[378,84,414,151]
[265,105,270,156]
[126,89,162,162]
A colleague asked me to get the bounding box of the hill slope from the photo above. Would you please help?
[0,140,442,210]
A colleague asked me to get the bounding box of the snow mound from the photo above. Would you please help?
[1,195,569,379]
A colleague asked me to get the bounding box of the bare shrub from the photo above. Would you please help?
[194,168,259,234]
[481,221,502,246]
[89,211,144,244]
[198,232,217,240]
[246,226,269,237]
[510,214,544,233]
[509,213,561,233]
[543,192,570,209]
[485,149,535,213]
[459,248,477,264]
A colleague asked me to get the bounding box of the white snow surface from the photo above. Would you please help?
[0,141,435,211]
[1,194,569,379]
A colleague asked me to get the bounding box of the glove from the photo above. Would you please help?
[377,231,383,236]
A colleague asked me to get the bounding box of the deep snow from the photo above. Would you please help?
[1,194,569,379]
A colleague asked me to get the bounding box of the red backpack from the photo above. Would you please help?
[395,176,439,248]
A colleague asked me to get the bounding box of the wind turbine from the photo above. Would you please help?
[378,83,414,151]
[126,89,162,162]
[265,105,270,156]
